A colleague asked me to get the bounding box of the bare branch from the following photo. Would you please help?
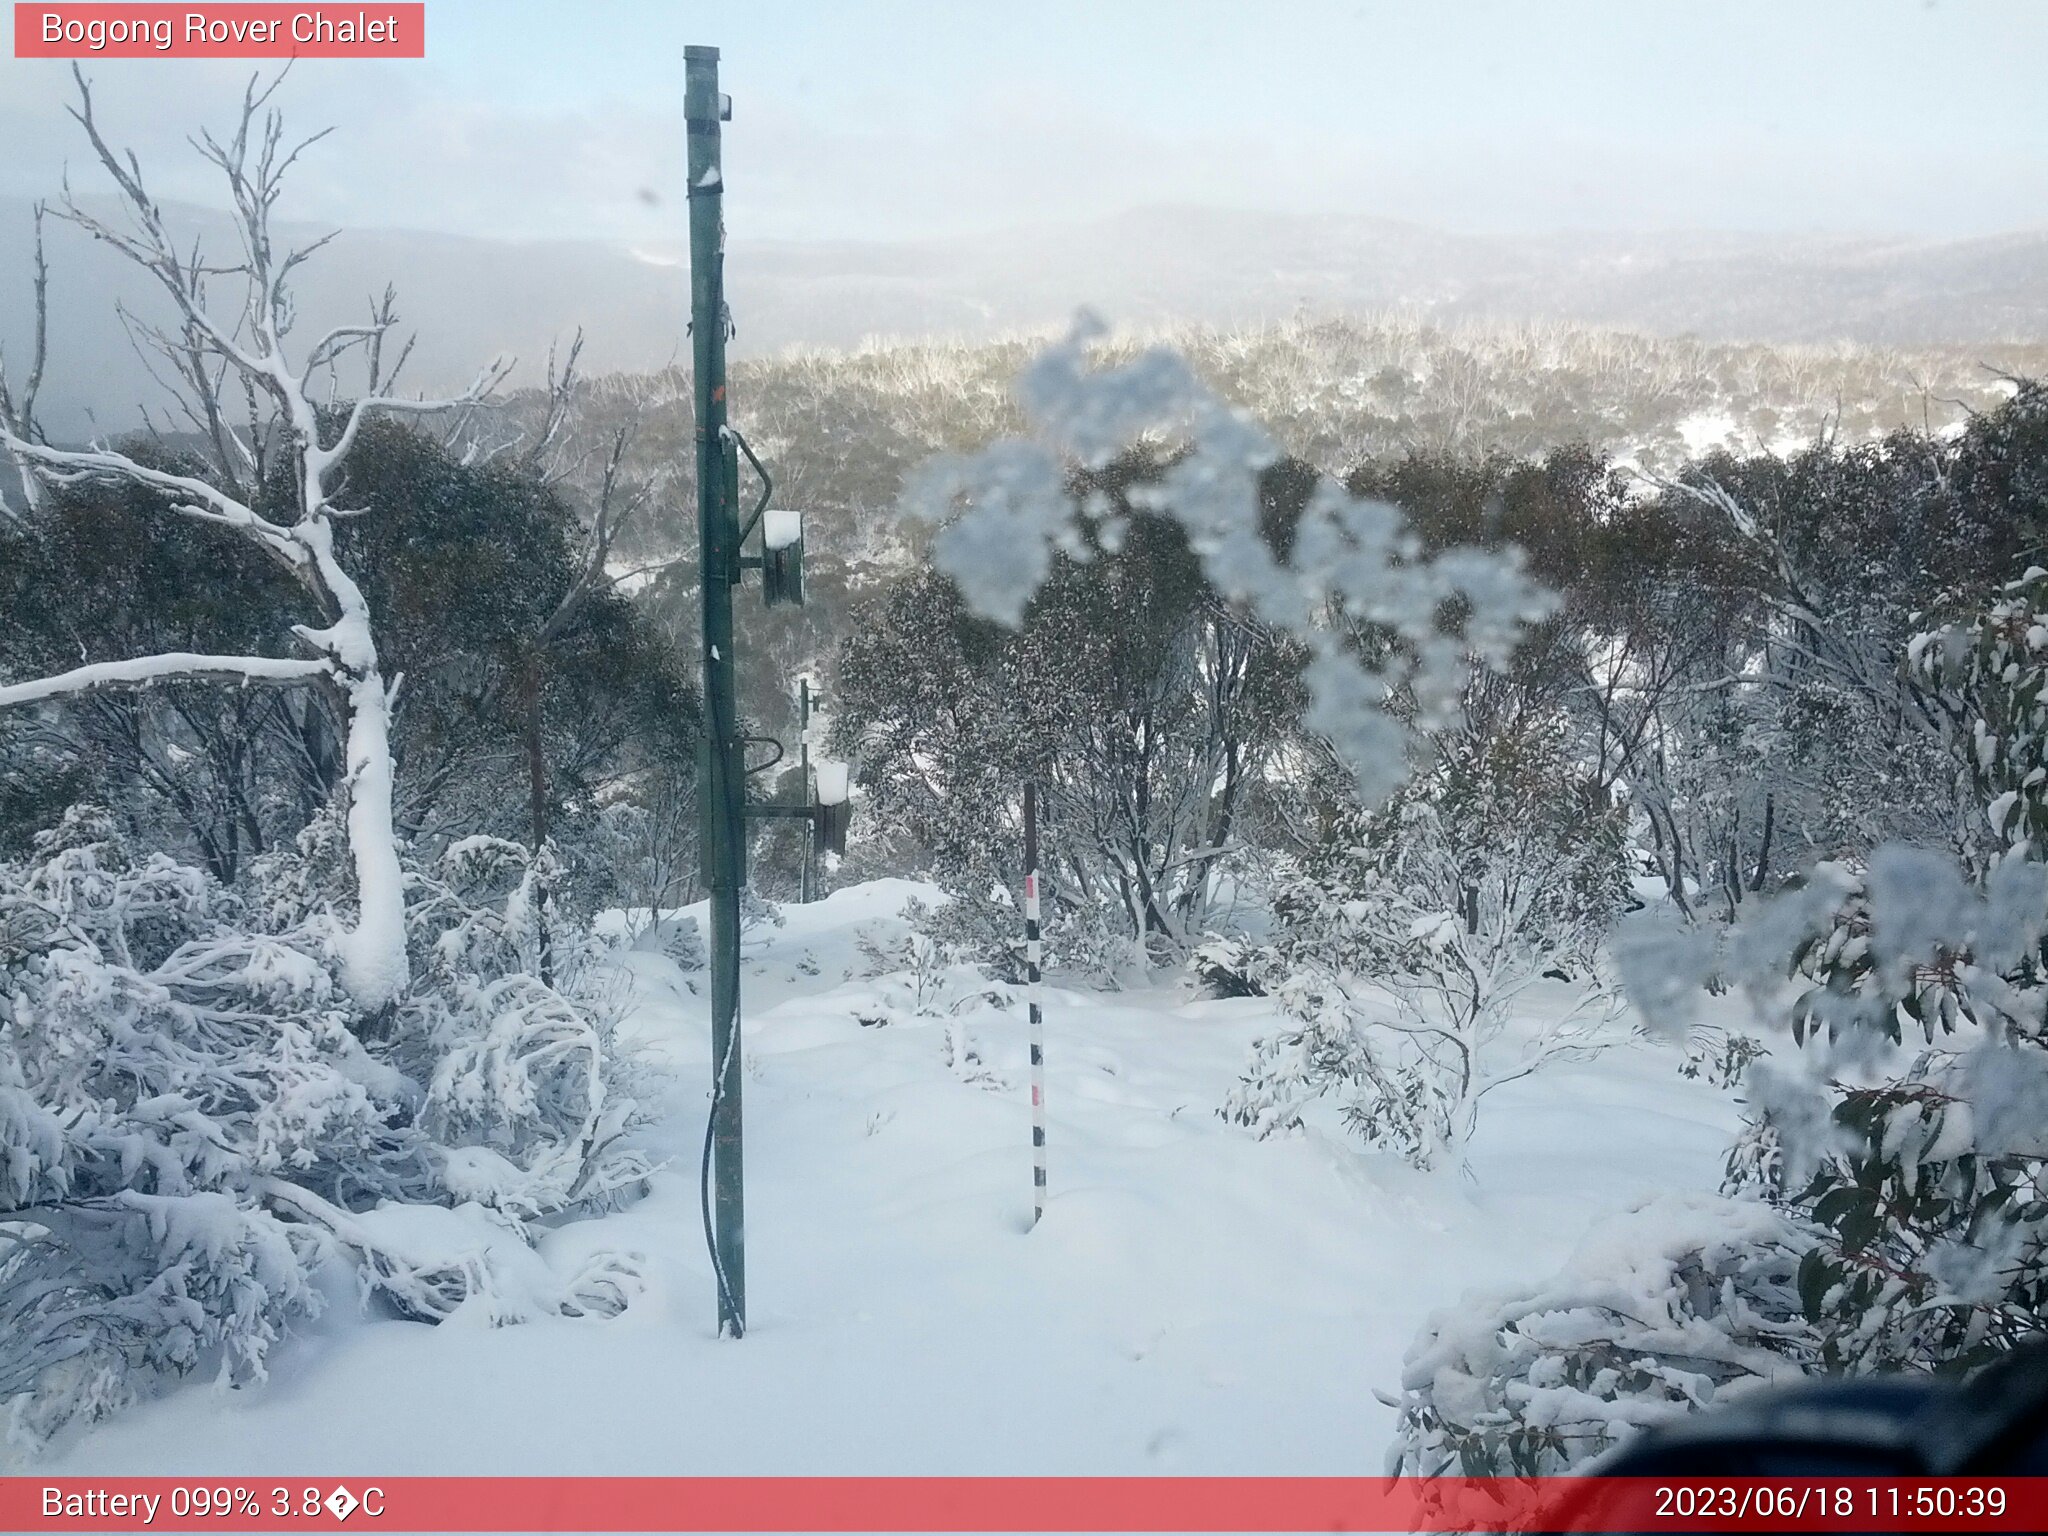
[524,329,586,479]
[321,354,515,475]
[0,202,55,520]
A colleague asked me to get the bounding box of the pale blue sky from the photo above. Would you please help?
[2,0,2044,242]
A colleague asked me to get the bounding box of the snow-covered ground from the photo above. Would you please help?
[52,880,1739,1476]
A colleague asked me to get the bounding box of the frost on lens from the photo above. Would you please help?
[899,315,1556,803]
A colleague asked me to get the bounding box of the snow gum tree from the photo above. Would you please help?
[0,71,509,1015]
[835,451,1309,973]
[878,318,1553,981]
[0,75,668,1456]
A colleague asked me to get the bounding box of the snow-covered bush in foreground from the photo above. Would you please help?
[1,809,388,1447]
[0,810,649,1452]
[402,836,654,1222]
[1388,1194,1820,1476]
[1393,569,2048,1472]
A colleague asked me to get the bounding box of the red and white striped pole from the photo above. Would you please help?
[1024,780,1047,1228]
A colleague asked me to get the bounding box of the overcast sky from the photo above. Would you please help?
[1,0,2044,247]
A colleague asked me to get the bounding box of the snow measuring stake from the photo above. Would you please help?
[687,44,849,1339]
[1025,782,1047,1228]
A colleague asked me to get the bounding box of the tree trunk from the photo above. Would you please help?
[334,661,411,1014]
[301,519,412,1016]
[523,648,554,987]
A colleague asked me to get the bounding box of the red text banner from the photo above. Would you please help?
[1,1476,2045,1532]
[14,5,426,58]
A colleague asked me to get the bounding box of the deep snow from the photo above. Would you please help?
[51,879,1740,1476]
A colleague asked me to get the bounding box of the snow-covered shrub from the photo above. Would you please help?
[1911,564,2048,865]
[398,836,654,1222]
[0,809,652,1450]
[1694,579,2048,1377]
[1400,572,2048,1473]
[0,809,399,1448]
[1222,762,1627,1168]
[1388,1194,1822,1476]
[901,888,1011,979]
[1679,1025,1765,1089]
[657,913,706,971]
[739,886,786,941]
[1718,848,2048,1375]
[902,885,1141,991]
[856,919,1014,1024]
[1192,935,1266,997]
[857,924,950,1015]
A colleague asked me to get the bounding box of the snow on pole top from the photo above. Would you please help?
[764,508,804,551]
[814,760,851,805]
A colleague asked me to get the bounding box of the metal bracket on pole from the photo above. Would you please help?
[729,427,774,547]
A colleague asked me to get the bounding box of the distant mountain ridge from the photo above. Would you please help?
[2,197,2042,438]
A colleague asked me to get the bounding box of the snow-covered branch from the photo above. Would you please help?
[0,431,308,567]
[318,354,515,481]
[0,652,331,710]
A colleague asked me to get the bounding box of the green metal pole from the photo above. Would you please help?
[799,677,814,904]
[686,43,744,1339]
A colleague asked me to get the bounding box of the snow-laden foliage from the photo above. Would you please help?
[1397,564,2048,1472]
[0,79,524,1011]
[0,808,649,1452]
[853,921,1015,1086]
[1,809,384,1447]
[1388,1194,1821,1476]
[401,836,655,1222]
[1221,708,1628,1168]
[1686,582,2048,1378]
[1678,1024,1765,1090]
[898,314,1555,807]
[907,879,1146,991]
[1646,845,2048,1377]
[1911,565,2048,865]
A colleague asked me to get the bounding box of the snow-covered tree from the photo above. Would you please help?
[836,468,1306,973]
[0,807,387,1445]
[0,71,509,1014]
[897,315,1554,810]
[867,316,1554,994]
